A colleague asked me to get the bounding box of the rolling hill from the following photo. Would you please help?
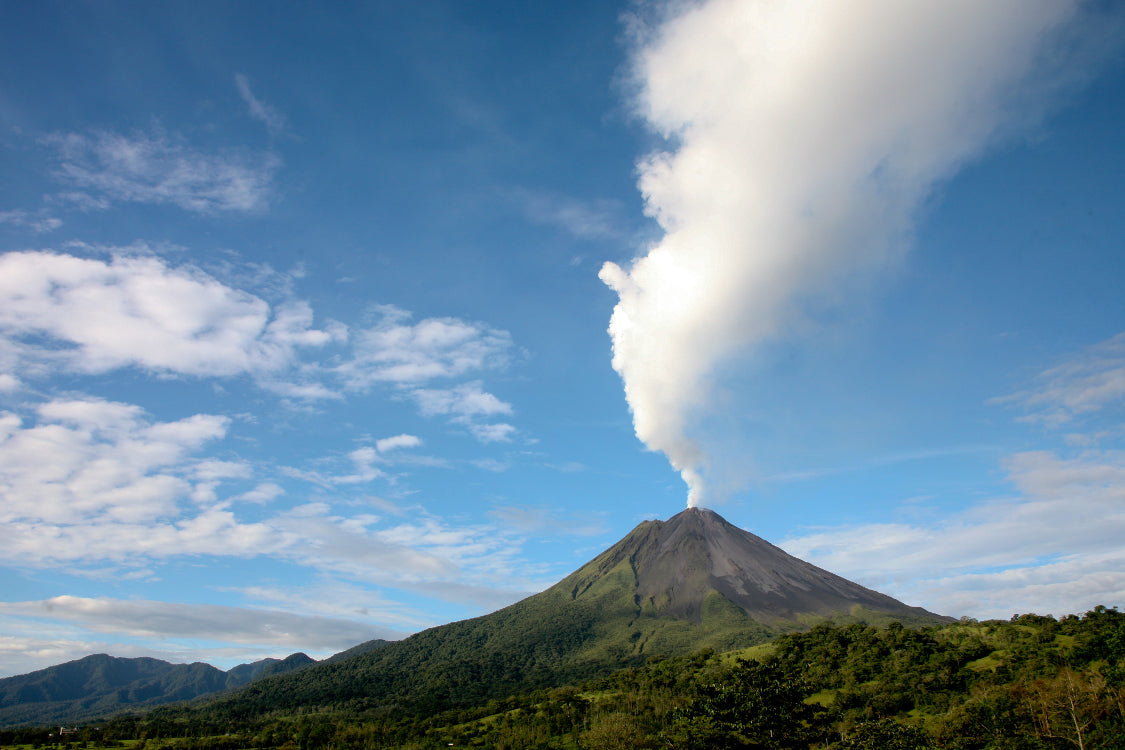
[0,651,318,727]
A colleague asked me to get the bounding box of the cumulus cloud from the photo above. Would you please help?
[339,305,512,388]
[0,399,227,528]
[0,248,518,433]
[0,250,339,378]
[782,448,1125,618]
[413,381,513,419]
[43,128,280,214]
[0,397,296,566]
[411,381,515,443]
[376,434,423,453]
[602,0,1108,507]
[0,394,540,614]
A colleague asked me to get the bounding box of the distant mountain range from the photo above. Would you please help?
[1,508,948,727]
[0,644,386,727]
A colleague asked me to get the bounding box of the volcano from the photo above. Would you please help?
[176,507,949,719]
[571,506,939,627]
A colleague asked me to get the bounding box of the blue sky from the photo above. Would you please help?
[1,0,1123,677]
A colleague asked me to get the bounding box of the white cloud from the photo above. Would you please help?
[782,448,1125,618]
[412,381,512,419]
[332,446,384,484]
[0,209,62,233]
[0,250,340,379]
[339,306,512,388]
[472,458,510,473]
[234,482,286,504]
[0,392,536,603]
[998,331,1125,426]
[507,187,626,240]
[0,249,518,435]
[376,434,423,453]
[43,128,279,214]
[0,399,227,528]
[469,422,516,444]
[411,382,515,443]
[287,436,424,487]
[0,396,295,565]
[0,374,20,392]
[602,0,1108,507]
[235,74,288,136]
[0,596,399,666]
[913,553,1125,621]
[0,365,541,678]
[489,504,609,537]
[192,460,254,482]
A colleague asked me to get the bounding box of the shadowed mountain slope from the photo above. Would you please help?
[0,652,316,728]
[180,508,948,719]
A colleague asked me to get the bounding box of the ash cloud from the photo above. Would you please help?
[601,0,1113,508]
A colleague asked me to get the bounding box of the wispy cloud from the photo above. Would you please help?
[996,331,1125,427]
[2,595,393,646]
[43,128,280,214]
[235,74,288,136]
[782,447,1125,618]
[507,187,627,241]
[0,209,62,233]
[468,422,516,443]
[489,504,608,537]
[0,595,401,672]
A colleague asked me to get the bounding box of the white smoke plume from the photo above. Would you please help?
[601,0,1113,508]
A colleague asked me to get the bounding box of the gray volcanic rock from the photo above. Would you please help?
[570,507,943,626]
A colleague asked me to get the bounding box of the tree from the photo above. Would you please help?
[837,718,932,749]
[663,658,826,749]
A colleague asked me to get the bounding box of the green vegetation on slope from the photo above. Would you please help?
[4,607,1121,749]
[0,654,319,728]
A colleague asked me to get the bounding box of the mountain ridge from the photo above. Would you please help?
[0,650,321,727]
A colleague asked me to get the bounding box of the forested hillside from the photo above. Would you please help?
[2,607,1121,749]
[0,653,317,728]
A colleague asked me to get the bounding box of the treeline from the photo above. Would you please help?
[3,606,1123,749]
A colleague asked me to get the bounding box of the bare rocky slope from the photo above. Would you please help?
[592,506,941,626]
